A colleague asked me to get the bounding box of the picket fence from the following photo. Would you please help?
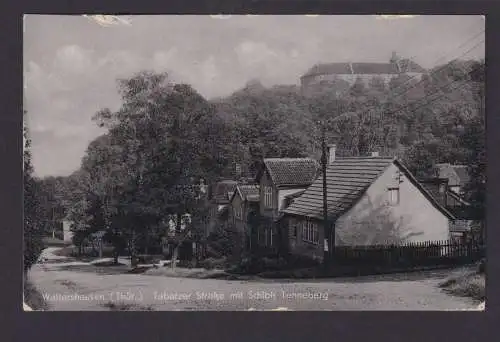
[330,240,485,268]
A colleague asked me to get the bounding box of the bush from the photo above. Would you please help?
[24,278,48,310]
[206,227,237,258]
[228,256,291,275]
[136,254,163,264]
[177,259,198,268]
[439,267,486,301]
[24,182,44,271]
[200,257,227,270]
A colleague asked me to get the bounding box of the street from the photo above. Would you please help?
[27,248,480,311]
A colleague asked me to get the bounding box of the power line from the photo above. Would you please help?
[388,29,485,97]
[329,63,482,152]
[376,77,474,120]
[390,36,485,101]
[346,38,485,125]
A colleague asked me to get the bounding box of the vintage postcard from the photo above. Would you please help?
[23,15,485,311]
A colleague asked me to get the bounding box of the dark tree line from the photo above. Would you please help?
[32,58,484,266]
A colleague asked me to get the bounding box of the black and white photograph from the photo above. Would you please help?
[23,14,485,311]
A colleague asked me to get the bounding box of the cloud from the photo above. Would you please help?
[152,48,179,72]
[199,55,218,82]
[24,15,484,177]
[235,41,279,67]
[53,44,95,74]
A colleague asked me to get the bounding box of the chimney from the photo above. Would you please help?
[391,51,399,63]
[371,151,379,157]
[327,144,337,164]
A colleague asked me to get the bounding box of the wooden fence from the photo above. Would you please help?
[331,240,485,269]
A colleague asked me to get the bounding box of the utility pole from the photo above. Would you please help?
[321,121,330,268]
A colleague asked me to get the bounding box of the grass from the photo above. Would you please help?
[92,260,127,267]
[53,246,121,262]
[144,265,227,278]
[439,266,485,301]
[42,237,71,248]
[24,278,49,311]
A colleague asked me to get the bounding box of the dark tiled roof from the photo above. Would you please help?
[302,60,425,78]
[235,184,260,202]
[262,158,319,187]
[352,63,397,74]
[282,157,395,219]
[447,206,482,220]
[284,158,455,221]
[303,63,352,76]
[213,180,238,204]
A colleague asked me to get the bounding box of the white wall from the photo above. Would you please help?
[335,163,450,246]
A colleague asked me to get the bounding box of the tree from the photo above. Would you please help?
[36,176,68,239]
[87,71,231,268]
[24,111,43,271]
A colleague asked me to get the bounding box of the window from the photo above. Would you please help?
[234,205,242,220]
[264,186,273,208]
[388,187,400,206]
[289,219,298,239]
[302,220,319,244]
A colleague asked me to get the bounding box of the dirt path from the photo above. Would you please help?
[28,248,480,311]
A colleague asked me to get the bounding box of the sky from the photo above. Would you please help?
[23,15,485,178]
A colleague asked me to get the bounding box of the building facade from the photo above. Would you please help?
[300,52,426,91]
[254,158,319,255]
[282,147,460,261]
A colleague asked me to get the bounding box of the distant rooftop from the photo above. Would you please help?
[435,164,470,187]
[258,158,319,187]
[212,180,238,204]
[301,60,426,79]
[234,184,260,202]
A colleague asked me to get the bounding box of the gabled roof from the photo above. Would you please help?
[212,180,238,204]
[435,164,470,187]
[282,157,455,221]
[230,184,260,203]
[256,158,319,187]
[301,60,425,78]
[282,156,394,219]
